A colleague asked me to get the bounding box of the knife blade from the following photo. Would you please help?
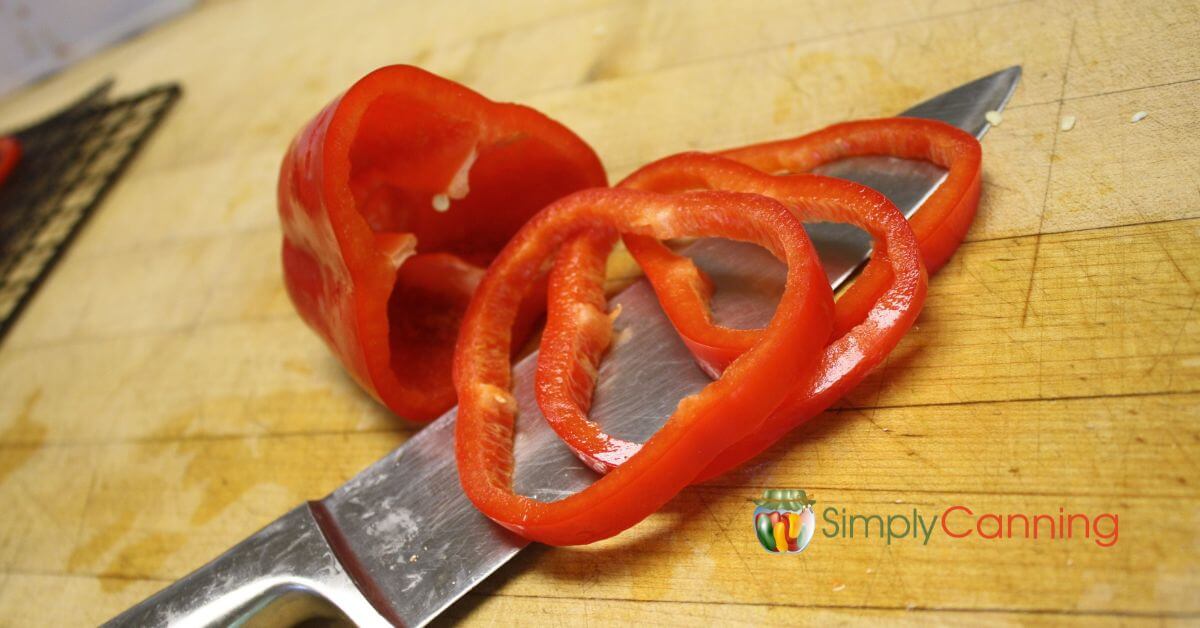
[108,66,1020,627]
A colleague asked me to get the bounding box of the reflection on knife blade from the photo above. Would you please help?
[108,66,1020,627]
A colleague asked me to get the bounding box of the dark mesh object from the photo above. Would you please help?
[0,81,181,344]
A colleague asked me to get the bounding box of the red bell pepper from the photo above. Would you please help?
[0,136,20,188]
[278,65,606,421]
[534,152,927,476]
[455,188,834,545]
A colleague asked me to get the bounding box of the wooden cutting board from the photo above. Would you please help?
[0,0,1196,624]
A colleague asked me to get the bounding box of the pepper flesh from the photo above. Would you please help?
[455,188,833,546]
[534,152,926,476]
[278,65,606,421]
[534,228,635,473]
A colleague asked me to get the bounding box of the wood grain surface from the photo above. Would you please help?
[0,0,1197,624]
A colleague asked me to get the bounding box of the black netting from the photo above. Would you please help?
[0,81,181,343]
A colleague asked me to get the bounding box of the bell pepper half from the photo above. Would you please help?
[455,188,834,545]
[278,65,606,421]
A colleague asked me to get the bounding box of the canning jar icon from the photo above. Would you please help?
[753,489,816,554]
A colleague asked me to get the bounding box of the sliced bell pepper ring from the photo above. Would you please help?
[530,121,971,481]
[615,119,975,479]
[534,152,925,476]
[693,172,929,481]
[624,118,979,351]
[719,117,982,275]
[454,188,834,545]
[0,136,21,188]
[278,65,606,422]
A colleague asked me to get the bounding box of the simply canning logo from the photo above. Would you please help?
[752,489,817,554]
[753,490,1120,553]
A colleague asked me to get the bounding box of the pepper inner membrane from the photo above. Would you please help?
[346,95,597,402]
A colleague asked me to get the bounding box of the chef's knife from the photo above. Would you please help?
[108,66,1020,627]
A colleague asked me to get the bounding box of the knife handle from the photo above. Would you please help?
[104,504,392,627]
